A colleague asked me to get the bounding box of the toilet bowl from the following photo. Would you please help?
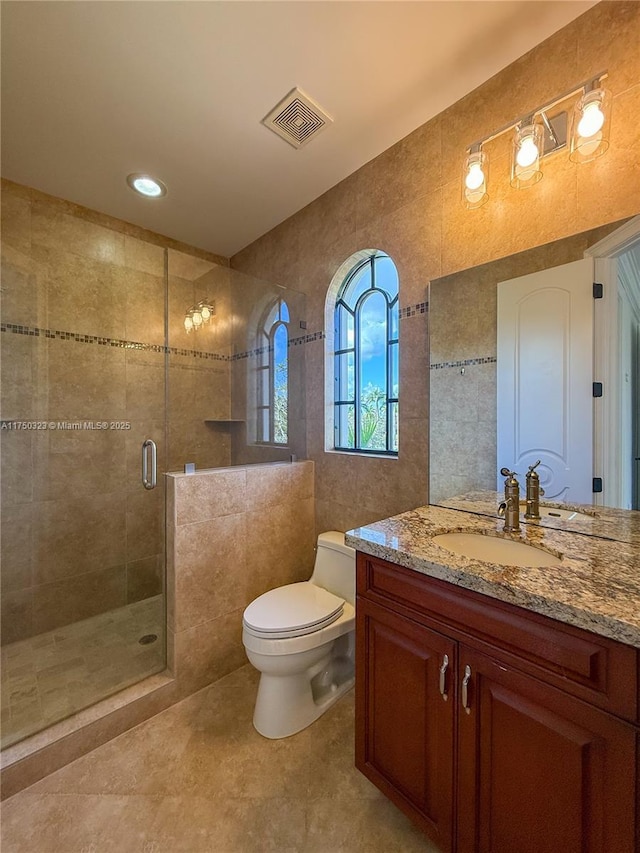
[242,531,356,739]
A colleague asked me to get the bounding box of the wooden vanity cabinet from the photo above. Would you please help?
[355,552,638,853]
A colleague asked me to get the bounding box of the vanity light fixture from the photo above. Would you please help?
[510,117,543,189]
[126,173,167,198]
[184,300,215,333]
[462,144,489,209]
[461,72,609,208]
[569,82,611,163]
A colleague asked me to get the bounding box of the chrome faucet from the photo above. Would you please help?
[524,460,545,520]
[498,467,521,532]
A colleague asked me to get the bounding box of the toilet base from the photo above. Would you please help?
[253,668,355,739]
[249,637,355,739]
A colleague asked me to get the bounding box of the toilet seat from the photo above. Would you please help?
[243,582,345,639]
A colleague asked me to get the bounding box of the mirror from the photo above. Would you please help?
[428,221,640,543]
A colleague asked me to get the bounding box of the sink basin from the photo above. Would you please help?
[431,532,562,567]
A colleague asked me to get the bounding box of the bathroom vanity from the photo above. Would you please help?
[346,504,640,853]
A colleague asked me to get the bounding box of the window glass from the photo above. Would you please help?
[333,254,399,455]
[257,298,289,445]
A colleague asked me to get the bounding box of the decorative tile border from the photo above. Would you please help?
[399,301,429,319]
[430,356,497,370]
[2,308,429,363]
[0,323,227,361]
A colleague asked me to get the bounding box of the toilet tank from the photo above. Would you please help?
[309,531,355,605]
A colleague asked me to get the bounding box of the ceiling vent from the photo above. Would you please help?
[262,87,333,149]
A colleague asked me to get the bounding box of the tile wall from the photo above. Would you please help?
[229,1,640,534]
[166,461,315,697]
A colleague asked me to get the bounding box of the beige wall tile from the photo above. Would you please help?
[575,83,640,232]
[1,431,33,507]
[173,512,247,631]
[125,355,165,421]
[31,427,127,502]
[173,468,246,525]
[244,496,315,602]
[173,609,246,697]
[0,334,38,421]
[123,235,165,277]
[575,1,640,96]
[355,118,442,227]
[1,190,31,254]
[356,189,442,307]
[1,505,33,594]
[126,487,164,564]
[244,460,313,511]
[167,250,216,283]
[45,338,126,421]
[44,249,126,339]
[32,566,127,634]
[31,203,125,267]
[398,313,429,421]
[0,246,47,329]
[118,266,166,346]
[1,589,33,644]
[126,555,163,604]
[33,493,127,585]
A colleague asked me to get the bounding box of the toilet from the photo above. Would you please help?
[242,531,356,739]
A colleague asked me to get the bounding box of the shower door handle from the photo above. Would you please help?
[142,439,157,490]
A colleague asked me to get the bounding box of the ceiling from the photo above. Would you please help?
[1,1,596,258]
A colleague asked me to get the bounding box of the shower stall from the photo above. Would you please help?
[0,186,306,750]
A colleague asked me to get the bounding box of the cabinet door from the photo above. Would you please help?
[456,645,637,853]
[356,597,456,851]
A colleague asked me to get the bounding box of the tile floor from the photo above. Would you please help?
[1,596,165,749]
[1,665,439,853]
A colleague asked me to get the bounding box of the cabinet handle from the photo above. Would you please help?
[439,654,449,701]
[461,664,472,714]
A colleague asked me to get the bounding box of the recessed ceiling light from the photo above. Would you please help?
[126,173,167,198]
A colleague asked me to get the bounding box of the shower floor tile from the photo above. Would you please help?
[0,596,164,749]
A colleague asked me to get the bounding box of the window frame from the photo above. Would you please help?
[256,298,289,446]
[333,254,399,456]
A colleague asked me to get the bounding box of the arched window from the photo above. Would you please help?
[257,298,289,445]
[333,253,399,454]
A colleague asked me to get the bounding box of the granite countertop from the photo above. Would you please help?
[345,504,640,648]
[435,491,640,546]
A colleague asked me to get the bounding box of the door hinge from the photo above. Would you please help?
[593,282,603,299]
[593,382,603,398]
[593,477,603,493]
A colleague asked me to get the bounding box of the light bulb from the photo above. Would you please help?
[465,162,485,191]
[516,135,539,168]
[192,311,203,327]
[184,315,193,333]
[200,305,211,322]
[577,101,605,138]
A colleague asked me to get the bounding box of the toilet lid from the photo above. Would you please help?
[243,582,345,636]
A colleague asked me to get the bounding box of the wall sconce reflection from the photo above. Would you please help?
[184,300,216,333]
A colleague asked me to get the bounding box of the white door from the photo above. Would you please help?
[497,258,594,503]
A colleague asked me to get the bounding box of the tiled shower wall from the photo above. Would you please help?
[230,1,640,534]
[0,180,228,643]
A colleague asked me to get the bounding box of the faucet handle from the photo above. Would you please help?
[527,460,542,475]
[500,467,518,478]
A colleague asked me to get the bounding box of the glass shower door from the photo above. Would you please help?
[0,188,167,748]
